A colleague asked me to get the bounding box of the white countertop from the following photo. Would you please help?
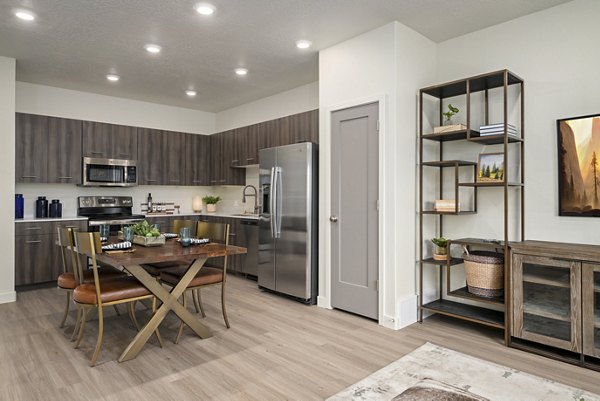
[145,212,259,220]
[15,216,88,223]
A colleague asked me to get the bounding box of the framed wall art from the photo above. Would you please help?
[477,152,505,183]
[557,113,600,217]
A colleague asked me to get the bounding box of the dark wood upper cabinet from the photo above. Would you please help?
[185,133,210,186]
[137,128,164,185]
[244,124,259,165]
[163,131,186,185]
[82,121,112,159]
[47,116,82,184]
[16,113,49,183]
[83,121,137,160]
[112,125,138,160]
[288,109,319,144]
[210,133,225,185]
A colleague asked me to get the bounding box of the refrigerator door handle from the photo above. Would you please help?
[269,167,276,238]
[274,166,282,238]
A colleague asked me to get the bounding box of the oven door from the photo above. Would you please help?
[81,157,138,187]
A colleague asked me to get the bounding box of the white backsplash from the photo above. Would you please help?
[15,166,260,218]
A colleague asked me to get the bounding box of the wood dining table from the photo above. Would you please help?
[95,239,246,362]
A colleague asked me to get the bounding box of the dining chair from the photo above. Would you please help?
[160,221,231,343]
[71,231,163,366]
[141,219,197,277]
[56,226,126,329]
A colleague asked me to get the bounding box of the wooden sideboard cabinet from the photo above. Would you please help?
[511,240,600,368]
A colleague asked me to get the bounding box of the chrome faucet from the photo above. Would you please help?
[242,185,260,214]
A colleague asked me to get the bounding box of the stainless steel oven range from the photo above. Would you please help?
[78,196,145,234]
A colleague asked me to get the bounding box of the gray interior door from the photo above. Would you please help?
[331,102,379,319]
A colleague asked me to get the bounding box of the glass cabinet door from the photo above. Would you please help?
[582,263,600,357]
[512,254,581,352]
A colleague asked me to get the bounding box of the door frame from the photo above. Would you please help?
[319,94,386,325]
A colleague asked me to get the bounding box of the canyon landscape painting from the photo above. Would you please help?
[558,113,600,216]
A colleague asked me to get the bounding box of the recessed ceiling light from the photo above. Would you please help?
[106,74,120,82]
[144,44,162,54]
[296,40,312,49]
[235,68,248,76]
[186,90,197,97]
[15,10,35,21]
[195,3,216,15]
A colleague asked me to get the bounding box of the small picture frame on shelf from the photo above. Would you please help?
[477,152,505,183]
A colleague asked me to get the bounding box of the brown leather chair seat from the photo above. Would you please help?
[73,276,151,305]
[58,270,125,289]
[141,260,193,276]
[160,267,223,288]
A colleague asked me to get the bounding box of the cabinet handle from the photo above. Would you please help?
[25,240,42,244]
[26,227,42,230]
[146,179,158,182]
[57,176,73,179]
[228,233,237,237]
[192,180,203,183]
[91,151,103,155]
[246,158,255,161]
[22,175,37,178]
[169,180,180,182]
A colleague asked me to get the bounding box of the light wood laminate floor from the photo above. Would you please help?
[1,275,599,400]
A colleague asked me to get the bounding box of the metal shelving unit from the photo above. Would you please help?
[418,70,525,344]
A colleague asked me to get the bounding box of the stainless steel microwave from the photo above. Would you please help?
[81,157,138,187]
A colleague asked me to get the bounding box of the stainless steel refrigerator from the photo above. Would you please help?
[258,142,318,304]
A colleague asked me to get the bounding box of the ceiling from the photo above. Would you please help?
[0,0,571,112]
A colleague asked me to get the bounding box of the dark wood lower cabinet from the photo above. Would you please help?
[15,220,87,287]
[510,240,600,369]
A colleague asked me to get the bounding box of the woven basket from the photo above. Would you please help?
[463,251,504,298]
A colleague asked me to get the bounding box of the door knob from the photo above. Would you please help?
[329,216,338,222]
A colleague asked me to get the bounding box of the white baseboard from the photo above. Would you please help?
[317,295,331,309]
[380,295,418,330]
[0,290,16,304]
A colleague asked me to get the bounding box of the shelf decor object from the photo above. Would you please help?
[477,152,505,183]
[418,70,525,345]
[463,250,504,298]
[432,237,449,261]
[192,196,203,213]
[557,113,600,217]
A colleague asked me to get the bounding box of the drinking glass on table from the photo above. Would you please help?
[153,223,161,233]
[99,224,110,242]
[179,227,191,247]
[123,225,134,242]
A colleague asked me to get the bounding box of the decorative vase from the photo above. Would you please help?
[206,204,217,213]
[192,196,203,213]
[433,246,448,261]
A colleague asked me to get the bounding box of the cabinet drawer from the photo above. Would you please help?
[15,234,61,286]
[15,220,87,236]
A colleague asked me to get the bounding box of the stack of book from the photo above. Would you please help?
[434,199,459,212]
[479,123,518,137]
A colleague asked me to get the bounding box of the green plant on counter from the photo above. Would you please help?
[202,195,221,205]
[132,220,161,237]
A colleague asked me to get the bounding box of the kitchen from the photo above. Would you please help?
[2,0,600,400]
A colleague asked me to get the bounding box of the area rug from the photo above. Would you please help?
[327,342,600,401]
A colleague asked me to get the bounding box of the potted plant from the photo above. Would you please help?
[442,104,459,125]
[431,237,449,260]
[203,195,221,213]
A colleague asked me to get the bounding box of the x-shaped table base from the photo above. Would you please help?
[118,257,211,362]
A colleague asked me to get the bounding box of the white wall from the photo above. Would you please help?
[17,82,215,134]
[436,0,600,243]
[0,57,16,303]
[215,81,319,131]
[319,22,436,329]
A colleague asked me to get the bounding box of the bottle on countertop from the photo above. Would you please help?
[147,193,153,212]
[35,196,48,218]
[49,199,62,218]
[15,194,24,219]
